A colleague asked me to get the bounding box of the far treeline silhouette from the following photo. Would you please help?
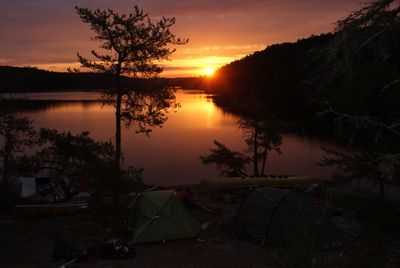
[0,66,205,92]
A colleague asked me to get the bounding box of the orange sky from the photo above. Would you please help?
[0,0,367,77]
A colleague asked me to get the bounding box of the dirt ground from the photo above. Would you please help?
[0,215,271,268]
[1,188,400,268]
[0,189,274,268]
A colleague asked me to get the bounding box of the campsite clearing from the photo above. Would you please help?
[1,188,400,267]
[0,190,272,268]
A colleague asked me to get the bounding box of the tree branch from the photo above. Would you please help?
[380,78,400,93]
[319,108,400,136]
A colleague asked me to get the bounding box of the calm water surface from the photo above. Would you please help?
[18,90,333,186]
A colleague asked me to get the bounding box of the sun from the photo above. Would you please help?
[204,67,215,77]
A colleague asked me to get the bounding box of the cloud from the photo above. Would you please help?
[162,66,199,71]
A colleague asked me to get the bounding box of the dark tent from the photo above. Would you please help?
[132,190,201,244]
[234,187,320,246]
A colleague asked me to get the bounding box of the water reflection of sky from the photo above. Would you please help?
[17,90,334,186]
[23,92,101,101]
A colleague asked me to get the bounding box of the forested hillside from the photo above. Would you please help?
[0,66,205,92]
[211,34,333,119]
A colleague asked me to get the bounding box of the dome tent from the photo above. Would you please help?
[132,190,201,244]
[234,187,320,246]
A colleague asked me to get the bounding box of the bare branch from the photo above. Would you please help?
[318,108,400,136]
[380,78,400,93]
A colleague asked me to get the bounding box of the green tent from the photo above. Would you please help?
[234,187,318,246]
[132,190,201,244]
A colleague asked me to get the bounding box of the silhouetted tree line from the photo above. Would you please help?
[0,66,206,92]
[212,27,400,137]
[211,34,333,121]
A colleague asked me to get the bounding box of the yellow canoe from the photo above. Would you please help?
[199,176,320,189]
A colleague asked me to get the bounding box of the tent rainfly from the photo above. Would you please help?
[234,187,319,246]
[132,190,201,244]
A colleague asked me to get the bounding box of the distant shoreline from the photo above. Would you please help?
[0,65,207,93]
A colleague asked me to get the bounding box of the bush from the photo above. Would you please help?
[89,163,147,230]
[0,182,19,211]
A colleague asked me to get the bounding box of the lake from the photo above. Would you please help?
[10,90,334,186]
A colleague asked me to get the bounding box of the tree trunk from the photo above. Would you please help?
[115,92,122,169]
[260,150,267,177]
[2,133,12,184]
[113,71,122,208]
[253,129,259,177]
[2,153,9,184]
[377,172,385,201]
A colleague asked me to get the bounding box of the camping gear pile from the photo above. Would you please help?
[15,176,91,216]
[52,235,136,266]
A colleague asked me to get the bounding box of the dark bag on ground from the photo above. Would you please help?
[87,240,136,259]
[52,235,86,261]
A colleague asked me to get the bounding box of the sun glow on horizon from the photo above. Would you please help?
[204,67,215,77]
[30,55,235,77]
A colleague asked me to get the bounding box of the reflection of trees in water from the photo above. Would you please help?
[239,118,282,177]
[201,115,283,177]
[0,99,101,113]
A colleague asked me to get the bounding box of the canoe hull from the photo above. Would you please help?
[15,202,89,217]
[199,176,320,189]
